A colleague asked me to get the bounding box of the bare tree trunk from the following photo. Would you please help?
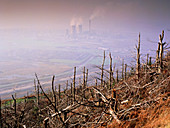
[86,69,88,87]
[73,67,76,103]
[35,73,41,104]
[101,50,106,87]
[83,67,86,98]
[136,33,141,80]
[145,54,149,74]
[109,52,113,89]
[34,79,38,105]
[124,64,127,80]
[51,75,57,112]
[156,45,160,70]
[66,80,68,91]
[149,57,152,67]
[34,79,36,95]
[70,83,73,105]
[58,84,61,100]
[158,30,166,73]
[95,79,97,86]
[121,59,124,80]
[37,80,40,106]
[146,54,149,65]
[64,112,68,128]
[44,119,48,128]
[12,95,17,128]
[12,95,16,116]
[111,89,118,112]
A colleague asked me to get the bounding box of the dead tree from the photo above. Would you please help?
[158,30,166,73]
[86,69,88,87]
[101,50,106,87]
[34,74,40,106]
[73,67,76,102]
[95,79,98,86]
[109,52,113,89]
[124,64,127,80]
[145,54,149,72]
[146,54,149,65]
[12,95,17,128]
[83,67,86,98]
[51,75,57,112]
[35,74,66,128]
[44,120,48,128]
[111,89,118,112]
[34,79,36,95]
[149,57,152,66]
[12,95,17,117]
[156,41,160,64]
[136,33,141,80]
[35,74,65,126]
[156,31,163,69]
[121,59,124,80]
[58,84,61,100]
[70,83,73,105]
[112,63,116,83]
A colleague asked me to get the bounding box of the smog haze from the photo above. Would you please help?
[0,0,170,99]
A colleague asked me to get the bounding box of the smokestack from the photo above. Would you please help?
[78,24,82,34]
[89,20,91,33]
[71,25,76,35]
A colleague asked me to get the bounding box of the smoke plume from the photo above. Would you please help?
[70,17,83,26]
[90,6,105,20]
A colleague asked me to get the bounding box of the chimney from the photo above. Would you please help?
[78,24,82,34]
[71,25,76,35]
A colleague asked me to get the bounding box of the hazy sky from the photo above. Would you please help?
[0,0,170,32]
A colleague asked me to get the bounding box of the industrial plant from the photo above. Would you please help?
[66,19,92,39]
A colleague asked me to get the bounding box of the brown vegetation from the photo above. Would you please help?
[0,30,169,128]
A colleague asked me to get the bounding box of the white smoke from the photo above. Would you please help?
[77,17,83,25]
[90,6,105,20]
[70,17,76,26]
[70,17,83,26]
